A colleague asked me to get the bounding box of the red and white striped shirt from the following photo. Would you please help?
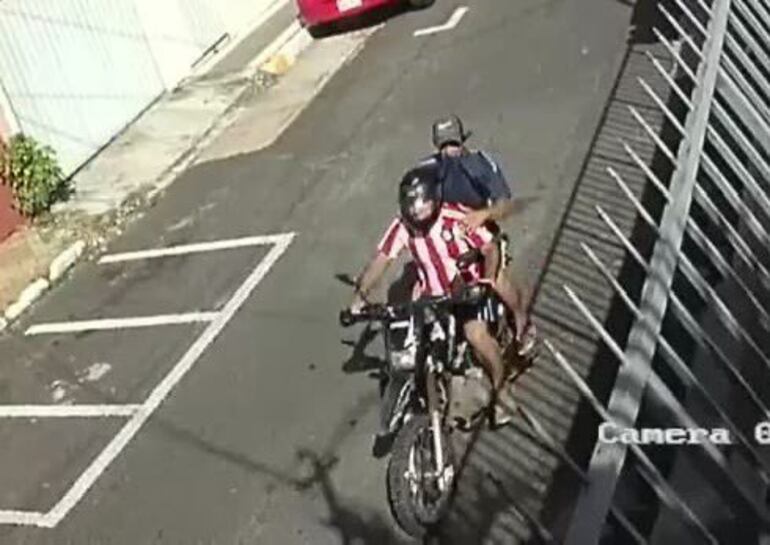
[377,203,494,297]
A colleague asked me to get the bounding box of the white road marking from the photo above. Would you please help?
[99,234,290,264]
[36,233,295,529]
[25,312,219,336]
[413,6,469,37]
[0,510,47,527]
[0,232,294,527]
[0,404,140,418]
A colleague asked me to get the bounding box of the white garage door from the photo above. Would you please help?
[0,0,227,175]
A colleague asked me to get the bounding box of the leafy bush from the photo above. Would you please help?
[0,134,70,217]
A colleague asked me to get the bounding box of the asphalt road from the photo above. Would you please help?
[0,0,632,543]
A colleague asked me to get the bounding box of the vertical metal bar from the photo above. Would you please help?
[617,142,671,196]
[692,183,770,287]
[714,73,770,155]
[706,123,770,223]
[653,27,698,81]
[701,154,770,253]
[723,33,770,101]
[596,203,770,418]
[727,12,770,85]
[659,3,706,60]
[545,339,719,545]
[563,0,733,537]
[565,279,770,525]
[686,218,770,325]
[671,0,710,38]
[517,407,648,545]
[720,54,770,124]
[638,78,688,135]
[628,106,678,163]
[733,0,770,44]
[581,242,770,480]
[645,51,694,108]
[609,159,770,371]
[741,0,770,29]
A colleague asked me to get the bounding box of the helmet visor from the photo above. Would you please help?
[407,197,436,222]
[404,185,437,224]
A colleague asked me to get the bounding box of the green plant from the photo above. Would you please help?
[0,134,70,217]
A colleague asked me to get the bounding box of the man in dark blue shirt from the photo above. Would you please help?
[420,115,515,231]
[419,115,535,356]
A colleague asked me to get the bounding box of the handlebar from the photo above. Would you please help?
[339,283,492,328]
[339,304,392,327]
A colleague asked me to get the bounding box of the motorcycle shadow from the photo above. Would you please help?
[336,261,418,378]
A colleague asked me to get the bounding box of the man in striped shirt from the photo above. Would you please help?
[350,165,510,420]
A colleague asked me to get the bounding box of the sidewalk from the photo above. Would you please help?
[0,1,311,329]
[57,1,302,217]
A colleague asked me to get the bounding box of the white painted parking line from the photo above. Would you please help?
[0,232,295,527]
[0,404,140,419]
[413,6,469,37]
[99,233,293,264]
[0,510,47,527]
[25,312,219,336]
[37,232,295,529]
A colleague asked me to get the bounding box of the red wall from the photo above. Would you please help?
[0,182,23,242]
[0,109,24,241]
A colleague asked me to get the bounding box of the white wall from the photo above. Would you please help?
[215,0,287,38]
[135,0,227,90]
[0,0,285,173]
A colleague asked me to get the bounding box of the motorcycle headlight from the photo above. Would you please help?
[390,348,416,371]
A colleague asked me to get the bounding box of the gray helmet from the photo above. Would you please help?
[432,114,471,149]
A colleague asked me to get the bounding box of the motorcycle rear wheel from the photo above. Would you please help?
[387,414,455,538]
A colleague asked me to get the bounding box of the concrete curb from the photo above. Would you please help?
[49,240,87,283]
[0,240,87,332]
[4,278,50,322]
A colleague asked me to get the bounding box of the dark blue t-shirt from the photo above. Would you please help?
[420,151,511,209]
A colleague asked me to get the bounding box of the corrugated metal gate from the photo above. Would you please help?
[0,0,226,174]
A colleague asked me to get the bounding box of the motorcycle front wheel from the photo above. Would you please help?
[387,414,455,538]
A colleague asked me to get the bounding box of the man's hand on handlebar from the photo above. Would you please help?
[350,293,366,315]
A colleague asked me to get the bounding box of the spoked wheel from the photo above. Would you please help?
[387,414,455,538]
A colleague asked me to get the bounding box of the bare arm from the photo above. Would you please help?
[485,198,515,223]
[352,252,391,308]
[462,198,515,230]
[480,241,501,282]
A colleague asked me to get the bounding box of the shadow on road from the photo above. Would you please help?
[296,448,409,545]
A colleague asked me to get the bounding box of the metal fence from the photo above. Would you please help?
[528,0,770,542]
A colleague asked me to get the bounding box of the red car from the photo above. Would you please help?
[297,0,434,37]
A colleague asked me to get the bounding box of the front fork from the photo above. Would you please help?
[425,368,451,491]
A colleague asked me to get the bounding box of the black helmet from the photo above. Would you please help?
[399,165,442,233]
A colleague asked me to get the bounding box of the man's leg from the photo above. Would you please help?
[463,320,505,390]
[464,320,513,426]
[481,240,533,349]
[494,272,528,338]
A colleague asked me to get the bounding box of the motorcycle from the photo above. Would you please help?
[339,273,519,538]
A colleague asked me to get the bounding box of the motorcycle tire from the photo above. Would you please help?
[387,414,455,539]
